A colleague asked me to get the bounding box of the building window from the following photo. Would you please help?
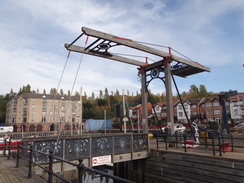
[32,105,35,109]
[23,111,27,116]
[61,117,65,122]
[179,112,183,117]
[214,110,220,115]
[234,109,239,115]
[13,99,17,104]
[23,117,27,123]
[61,107,66,111]
[213,102,219,107]
[192,105,197,108]
[42,99,47,105]
[42,112,47,117]
[50,118,53,122]
[225,101,229,106]
[42,106,47,111]
[207,110,213,115]
[23,105,28,111]
[31,118,35,122]
[202,104,206,108]
[184,104,188,110]
[23,99,28,104]
[32,99,36,102]
[12,118,16,123]
[206,103,212,107]
[42,118,46,123]
[178,105,182,110]
[61,112,65,117]
[13,106,17,110]
[32,111,35,115]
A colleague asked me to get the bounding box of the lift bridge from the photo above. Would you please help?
[20,133,149,173]
[18,27,210,171]
[64,27,210,135]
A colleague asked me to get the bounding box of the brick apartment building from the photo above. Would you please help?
[5,93,84,132]
[129,93,244,126]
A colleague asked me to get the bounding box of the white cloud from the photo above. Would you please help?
[0,0,243,96]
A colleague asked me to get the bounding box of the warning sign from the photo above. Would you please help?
[92,155,111,166]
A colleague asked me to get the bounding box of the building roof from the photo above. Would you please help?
[14,93,80,101]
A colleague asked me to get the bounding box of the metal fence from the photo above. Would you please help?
[16,143,135,183]
[155,132,244,156]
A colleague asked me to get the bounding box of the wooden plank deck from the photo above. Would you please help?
[0,157,46,183]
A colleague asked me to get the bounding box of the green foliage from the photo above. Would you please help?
[1,83,214,122]
[0,94,12,123]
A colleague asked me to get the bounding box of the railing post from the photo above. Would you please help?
[3,138,6,156]
[8,137,11,160]
[212,136,215,155]
[183,134,187,152]
[230,134,234,152]
[205,131,208,148]
[48,150,54,183]
[28,144,33,178]
[175,132,178,148]
[16,143,20,168]
[218,135,222,156]
[156,134,159,149]
[77,158,84,183]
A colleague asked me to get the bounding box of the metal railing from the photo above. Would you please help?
[155,132,244,156]
[16,143,135,183]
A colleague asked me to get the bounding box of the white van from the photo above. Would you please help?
[0,126,13,133]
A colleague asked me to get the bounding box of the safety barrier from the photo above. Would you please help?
[155,132,244,156]
[16,143,135,183]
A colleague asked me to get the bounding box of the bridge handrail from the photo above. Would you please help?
[16,143,136,183]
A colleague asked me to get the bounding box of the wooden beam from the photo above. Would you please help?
[82,27,210,73]
[65,44,145,66]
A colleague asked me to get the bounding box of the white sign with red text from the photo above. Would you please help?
[92,155,111,166]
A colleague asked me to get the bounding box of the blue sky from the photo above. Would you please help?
[0,0,243,97]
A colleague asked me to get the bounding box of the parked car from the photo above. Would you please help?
[161,124,186,134]
[233,123,244,133]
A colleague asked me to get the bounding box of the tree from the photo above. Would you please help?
[104,88,109,99]
[199,85,209,97]
[26,84,31,93]
[99,90,103,99]
[50,88,57,95]
[189,85,199,98]
[60,89,64,95]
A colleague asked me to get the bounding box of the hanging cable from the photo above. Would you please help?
[44,51,71,138]
[54,36,89,151]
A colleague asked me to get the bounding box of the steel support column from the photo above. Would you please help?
[164,59,174,135]
[141,71,148,133]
